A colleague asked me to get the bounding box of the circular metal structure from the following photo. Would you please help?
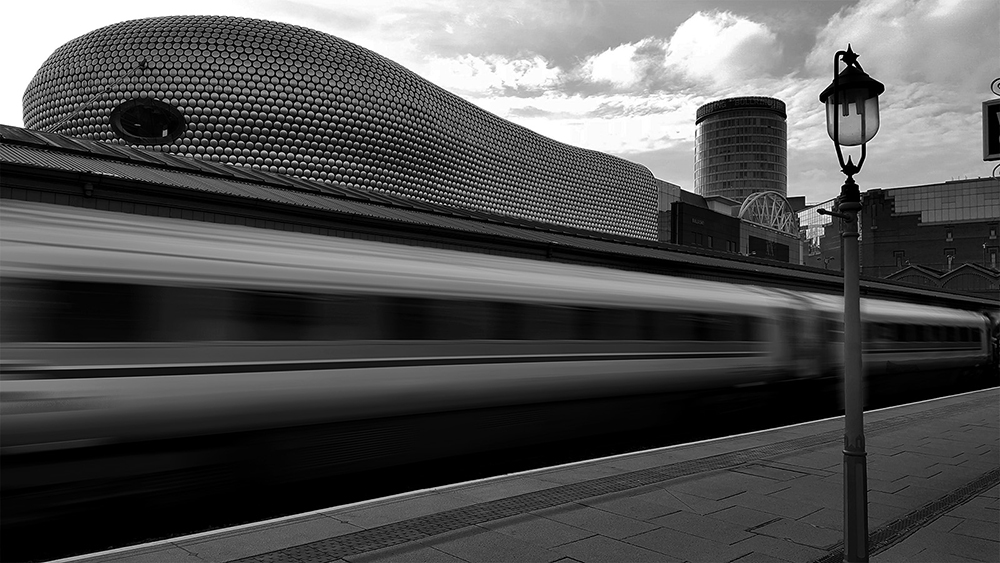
[22,16,658,240]
[738,191,799,235]
[694,97,787,202]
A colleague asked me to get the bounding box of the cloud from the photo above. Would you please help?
[796,0,998,195]
[578,38,667,90]
[664,11,783,88]
[571,10,783,94]
[807,0,996,93]
[420,53,560,96]
[476,92,703,157]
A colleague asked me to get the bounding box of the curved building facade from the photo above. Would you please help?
[694,97,787,202]
[23,16,658,239]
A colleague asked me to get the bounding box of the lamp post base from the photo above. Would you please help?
[843,442,869,562]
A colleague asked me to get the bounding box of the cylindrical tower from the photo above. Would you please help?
[694,97,787,202]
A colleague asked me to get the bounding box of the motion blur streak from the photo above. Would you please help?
[1,200,996,559]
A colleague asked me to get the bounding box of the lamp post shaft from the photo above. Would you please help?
[839,178,869,562]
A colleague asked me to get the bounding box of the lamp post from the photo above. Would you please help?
[817,44,884,563]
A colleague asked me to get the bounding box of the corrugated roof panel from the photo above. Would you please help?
[80,140,173,168]
[0,125,43,145]
[129,150,206,171]
[0,139,840,284]
[276,174,324,193]
[77,140,137,160]
[225,164,293,186]
[0,145,125,178]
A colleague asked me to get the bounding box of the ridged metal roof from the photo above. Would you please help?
[1,124,995,309]
[0,124,665,246]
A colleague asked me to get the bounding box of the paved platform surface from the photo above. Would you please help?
[62,388,999,563]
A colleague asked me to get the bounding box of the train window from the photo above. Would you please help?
[28,280,150,342]
[145,286,235,341]
[585,308,641,340]
[638,310,660,340]
[383,296,433,340]
[894,324,907,342]
[737,315,763,341]
[521,304,579,340]
[320,295,384,340]
[945,326,957,342]
[650,311,688,341]
[0,278,49,342]
[958,327,970,342]
[430,300,499,340]
[928,325,941,342]
[233,290,330,341]
[711,315,740,341]
[640,310,675,341]
[971,328,981,343]
[702,314,722,341]
[863,323,875,341]
[830,321,845,342]
[490,301,525,340]
[875,323,892,341]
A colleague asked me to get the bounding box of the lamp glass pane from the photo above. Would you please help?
[825,88,880,146]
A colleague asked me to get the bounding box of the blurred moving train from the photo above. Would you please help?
[1,201,996,479]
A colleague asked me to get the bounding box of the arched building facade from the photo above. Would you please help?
[23,16,659,240]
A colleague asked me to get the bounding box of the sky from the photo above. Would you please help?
[1,0,996,204]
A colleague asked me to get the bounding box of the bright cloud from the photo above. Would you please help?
[579,38,666,89]
[420,54,560,94]
[808,0,994,93]
[664,11,783,87]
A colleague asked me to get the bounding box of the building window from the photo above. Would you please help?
[988,246,999,270]
[945,228,953,242]
[944,248,956,271]
[727,240,737,253]
[894,251,905,269]
[110,97,187,145]
[707,235,714,249]
[990,226,997,239]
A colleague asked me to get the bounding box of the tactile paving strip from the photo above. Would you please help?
[811,467,1000,563]
[232,392,997,563]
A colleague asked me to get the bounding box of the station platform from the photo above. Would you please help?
[61,388,999,563]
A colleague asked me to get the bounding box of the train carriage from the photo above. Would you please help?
[2,201,797,454]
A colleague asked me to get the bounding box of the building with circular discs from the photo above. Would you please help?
[22,16,658,240]
[693,97,787,202]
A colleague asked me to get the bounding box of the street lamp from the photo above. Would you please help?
[817,44,884,563]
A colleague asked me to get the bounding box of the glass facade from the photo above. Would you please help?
[799,178,1000,283]
[694,97,787,202]
[799,198,836,256]
[886,178,999,224]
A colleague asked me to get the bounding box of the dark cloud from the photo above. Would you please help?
[508,105,555,118]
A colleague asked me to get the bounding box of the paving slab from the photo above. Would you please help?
[625,526,753,562]
[649,510,755,544]
[553,535,680,563]
[476,513,594,549]
[430,528,566,563]
[532,503,659,540]
[59,387,999,563]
